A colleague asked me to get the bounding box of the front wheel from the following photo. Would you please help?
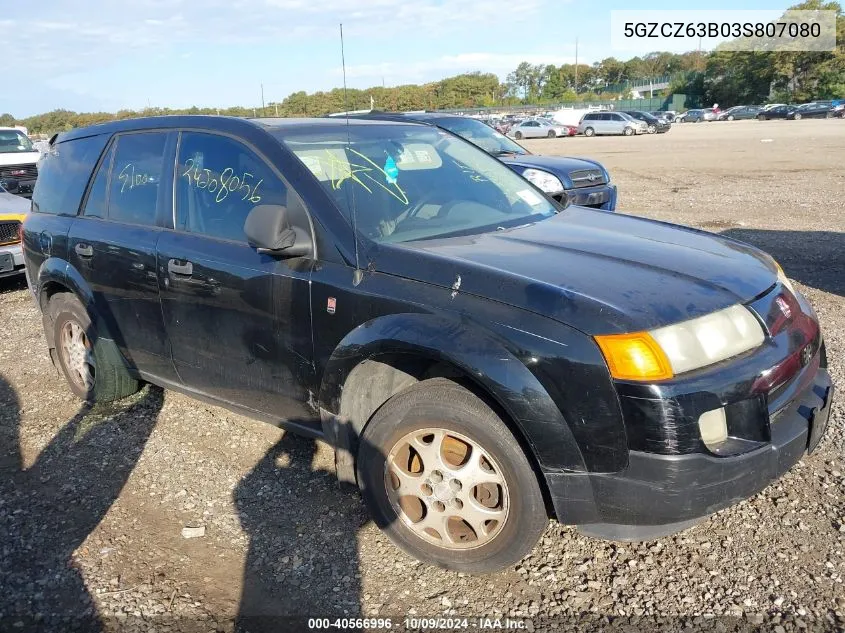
[583,127,595,137]
[357,378,547,573]
[623,126,634,136]
[794,113,802,120]
[514,131,523,140]
[826,111,832,119]
[547,130,556,138]
[727,115,735,121]
[647,124,656,134]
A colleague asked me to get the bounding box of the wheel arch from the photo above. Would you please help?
[318,314,590,498]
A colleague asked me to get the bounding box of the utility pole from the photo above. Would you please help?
[274,103,279,116]
[260,84,266,117]
[574,38,579,95]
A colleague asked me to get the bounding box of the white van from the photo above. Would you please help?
[0,127,40,198]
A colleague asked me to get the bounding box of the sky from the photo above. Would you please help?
[3,0,789,117]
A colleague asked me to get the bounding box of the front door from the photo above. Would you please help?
[67,131,178,380]
[157,131,317,425]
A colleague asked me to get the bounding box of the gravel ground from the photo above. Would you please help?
[1,118,844,632]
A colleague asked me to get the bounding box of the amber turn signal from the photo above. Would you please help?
[594,332,674,382]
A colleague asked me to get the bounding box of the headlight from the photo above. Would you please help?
[522,168,564,194]
[595,304,765,381]
[775,261,796,295]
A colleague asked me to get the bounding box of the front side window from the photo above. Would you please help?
[108,132,168,226]
[281,124,558,244]
[0,130,34,154]
[176,132,288,242]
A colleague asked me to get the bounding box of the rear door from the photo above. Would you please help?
[156,130,317,424]
[67,130,178,380]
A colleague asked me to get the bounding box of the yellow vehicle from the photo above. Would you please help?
[0,184,28,278]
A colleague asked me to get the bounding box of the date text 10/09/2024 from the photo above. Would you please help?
[307,618,529,630]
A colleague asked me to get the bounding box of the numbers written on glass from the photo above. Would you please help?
[118,163,155,193]
[182,158,263,204]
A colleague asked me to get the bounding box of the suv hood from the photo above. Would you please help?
[499,155,606,188]
[382,207,777,335]
[0,151,40,167]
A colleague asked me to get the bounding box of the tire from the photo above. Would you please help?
[727,115,734,121]
[583,127,595,137]
[49,293,140,403]
[794,113,801,120]
[826,111,832,119]
[514,131,523,140]
[647,124,656,134]
[547,130,556,138]
[623,126,634,136]
[357,378,547,573]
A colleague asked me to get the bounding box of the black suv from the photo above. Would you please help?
[621,111,672,134]
[23,116,833,573]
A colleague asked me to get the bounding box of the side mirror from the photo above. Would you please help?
[244,204,311,258]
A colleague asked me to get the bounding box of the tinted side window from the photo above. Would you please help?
[583,114,596,121]
[108,133,168,226]
[32,134,108,215]
[176,132,287,242]
[82,143,115,219]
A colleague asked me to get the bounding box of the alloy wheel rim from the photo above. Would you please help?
[384,427,510,550]
[60,320,95,391]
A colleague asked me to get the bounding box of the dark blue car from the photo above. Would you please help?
[341,112,618,211]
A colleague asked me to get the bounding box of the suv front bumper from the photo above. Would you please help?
[559,183,618,211]
[0,242,24,278]
[545,366,833,540]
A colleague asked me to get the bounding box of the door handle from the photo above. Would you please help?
[75,243,93,258]
[168,259,193,276]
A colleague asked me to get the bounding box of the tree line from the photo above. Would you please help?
[2,0,840,136]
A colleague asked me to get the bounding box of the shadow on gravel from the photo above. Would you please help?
[721,229,845,298]
[0,376,164,631]
[0,275,27,295]
[234,432,371,633]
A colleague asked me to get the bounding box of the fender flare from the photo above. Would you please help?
[318,313,588,475]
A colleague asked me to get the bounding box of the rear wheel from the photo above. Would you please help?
[357,378,547,573]
[514,131,523,140]
[647,124,656,134]
[727,115,735,121]
[547,130,556,138]
[623,126,634,136]
[794,113,802,120]
[49,293,140,403]
[826,111,832,119]
[583,127,595,137]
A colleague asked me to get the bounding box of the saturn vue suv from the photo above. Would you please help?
[23,115,833,573]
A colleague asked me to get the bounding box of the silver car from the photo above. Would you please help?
[509,118,568,140]
[578,111,648,136]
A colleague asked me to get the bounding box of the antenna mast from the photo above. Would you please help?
[340,23,362,281]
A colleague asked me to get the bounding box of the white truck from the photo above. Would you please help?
[0,126,40,198]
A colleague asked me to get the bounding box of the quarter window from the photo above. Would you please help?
[82,143,114,219]
[108,132,168,226]
[175,132,288,242]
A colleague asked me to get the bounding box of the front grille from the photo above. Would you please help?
[569,168,607,188]
[0,220,21,245]
[0,163,38,180]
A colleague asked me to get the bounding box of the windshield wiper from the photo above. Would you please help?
[492,149,524,157]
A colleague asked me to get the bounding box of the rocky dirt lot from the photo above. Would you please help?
[1,118,844,632]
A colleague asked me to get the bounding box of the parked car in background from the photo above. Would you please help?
[622,111,671,134]
[681,109,717,123]
[578,112,648,136]
[786,102,834,120]
[757,105,796,120]
[0,182,29,278]
[717,106,764,121]
[509,118,570,139]
[649,111,676,124]
[344,112,617,210]
[23,115,833,572]
[0,127,40,198]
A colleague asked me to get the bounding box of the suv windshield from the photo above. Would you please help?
[429,117,528,156]
[281,125,558,244]
[0,130,35,154]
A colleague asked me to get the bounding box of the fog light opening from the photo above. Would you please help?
[699,407,728,448]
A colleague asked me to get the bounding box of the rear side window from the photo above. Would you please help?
[108,132,168,226]
[32,134,108,215]
[82,144,114,219]
[175,132,288,243]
